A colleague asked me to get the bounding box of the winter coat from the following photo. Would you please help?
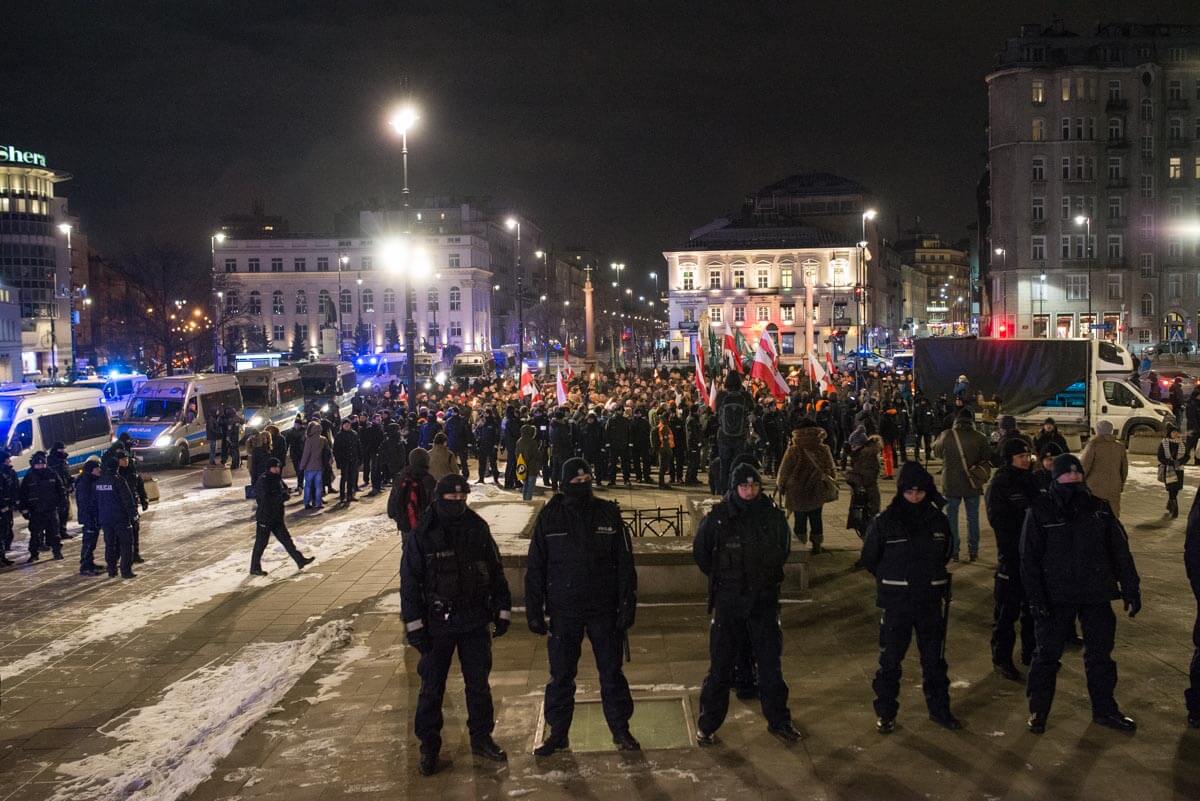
[630,414,652,454]
[860,497,953,608]
[1020,484,1140,607]
[19,468,65,516]
[984,464,1040,581]
[0,464,19,511]
[333,428,362,467]
[361,423,384,456]
[254,471,290,526]
[1080,433,1128,516]
[605,413,631,450]
[1158,438,1187,489]
[75,472,100,528]
[387,465,437,531]
[95,467,137,529]
[1186,492,1200,599]
[934,419,990,498]
[516,425,543,476]
[444,413,472,452]
[694,492,790,614]
[776,427,835,513]
[1032,428,1069,457]
[475,418,499,451]
[285,424,306,461]
[427,442,458,481]
[378,432,406,476]
[48,451,73,493]
[297,422,327,473]
[249,444,272,487]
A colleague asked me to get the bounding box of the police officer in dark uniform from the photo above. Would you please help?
[75,458,103,576]
[19,451,66,563]
[117,450,150,563]
[251,458,314,576]
[47,441,73,540]
[693,462,799,745]
[1021,453,1141,733]
[525,456,640,755]
[0,450,18,566]
[96,450,138,579]
[860,461,959,734]
[401,474,511,776]
[984,438,1040,680]
[1185,488,1200,728]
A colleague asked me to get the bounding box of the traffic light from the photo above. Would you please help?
[997,322,1008,338]
[853,285,864,301]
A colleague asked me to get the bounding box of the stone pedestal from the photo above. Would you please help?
[143,477,161,503]
[203,465,233,488]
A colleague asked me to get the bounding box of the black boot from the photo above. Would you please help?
[418,751,438,776]
[612,730,641,751]
[993,661,1024,682]
[1027,713,1047,734]
[533,732,569,757]
[768,720,802,743]
[1093,712,1137,732]
[929,710,962,730]
[470,736,507,761]
[876,717,895,735]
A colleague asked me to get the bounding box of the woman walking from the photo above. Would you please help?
[1158,424,1188,518]
[777,421,836,555]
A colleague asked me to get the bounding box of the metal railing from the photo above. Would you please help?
[621,506,687,537]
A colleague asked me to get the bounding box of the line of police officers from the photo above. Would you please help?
[398,432,1197,776]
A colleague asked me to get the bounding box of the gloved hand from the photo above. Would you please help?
[1029,603,1052,620]
[616,603,636,632]
[494,615,510,638]
[528,614,548,636]
[1123,596,1142,618]
[406,627,433,655]
[141,500,149,512]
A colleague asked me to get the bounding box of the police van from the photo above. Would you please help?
[299,360,357,419]
[358,352,434,386]
[0,385,113,477]
[74,372,148,421]
[115,373,243,467]
[236,366,304,431]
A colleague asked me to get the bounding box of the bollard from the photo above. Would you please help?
[202,464,233,488]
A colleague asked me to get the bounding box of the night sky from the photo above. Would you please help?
[2,0,1188,294]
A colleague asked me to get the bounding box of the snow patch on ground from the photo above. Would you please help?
[950,680,971,689]
[478,503,536,536]
[1126,463,1165,488]
[305,644,371,705]
[0,515,391,682]
[654,768,701,783]
[371,591,401,614]
[50,621,352,801]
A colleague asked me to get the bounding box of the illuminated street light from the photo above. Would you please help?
[388,104,419,206]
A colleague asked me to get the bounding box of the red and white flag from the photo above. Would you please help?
[750,331,790,400]
[555,369,568,406]
[520,361,539,402]
[810,349,830,392]
[709,376,719,411]
[562,346,574,382]
[397,383,408,404]
[693,347,709,406]
[722,323,743,374]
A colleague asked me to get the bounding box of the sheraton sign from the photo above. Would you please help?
[0,146,48,167]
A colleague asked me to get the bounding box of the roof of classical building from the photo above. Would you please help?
[749,171,869,198]
[671,221,851,252]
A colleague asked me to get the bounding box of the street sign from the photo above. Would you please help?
[1171,328,1185,342]
[1089,323,1111,330]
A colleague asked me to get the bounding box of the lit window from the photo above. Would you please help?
[1031,79,1045,104]
[295,290,307,314]
[682,307,695,323]
[733,306,745,322]
[248,291,261,315]
[272,291,284,315]
[1066,274,1088,301]
[780,267,792,290]
[733,268,746,289]
[1170,157,1182,179]
[756,268,769,289]
[449,286,462,311]
[781,305,794,323]
[709,306,723,323]
[708,270,721,289]
[1032,118,1044,141]
[362,289,374,313]
[682,270,695,291]
[756,305,770,322]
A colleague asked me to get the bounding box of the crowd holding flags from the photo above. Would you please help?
[749,330,790,399]
[693,313,839,402]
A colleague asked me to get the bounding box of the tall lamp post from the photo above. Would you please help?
[210,232,227,371]
[505,218,523,361]
[993,246,1007,336]
[55,222,75,379]
[388,105,419,209]
[1074,214,1093,337]
[857,208,877,386]
[380,238,429,411]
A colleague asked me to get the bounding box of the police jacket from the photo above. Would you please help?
[1020,484,1140,607]
[254,471,290,525]
[860,498,953,608]
[75,472,100,528]
[474,418,499,451]
[984,465,1040,579]
[400,505,511,635]
[333,429,362,466]
[0,465,19,510]
[693,493,790,614]
[48,452,72,492]
[119,464,149,508]
[525,493,635,621]
[95,467,137,528]
[19,468,66,516]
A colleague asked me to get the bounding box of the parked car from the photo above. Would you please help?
[1150,340,1196,356]
[1139,368,1196,399]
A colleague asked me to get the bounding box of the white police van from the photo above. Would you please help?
[115,373,243,467]
[74,372,148,421]
[0,385,112,478]
[299,360,357,419]
[236,366,304,432]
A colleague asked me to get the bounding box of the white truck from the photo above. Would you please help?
[913,337,1172,443]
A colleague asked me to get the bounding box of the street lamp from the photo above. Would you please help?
[54,223,75,379]
[1075,214,1092,336]
[994,246,1007,337]
[379,237,430,409]
[388,104,419,207]
[505,217,524,361]
[210,232,227,371]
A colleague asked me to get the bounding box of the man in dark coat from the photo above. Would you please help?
[604,406,633,487]
[401,474,511,776]
[251,458,314,576]
[360,415,384,490]
[501,406,522,489]
[47,441,73,540]
[984,438,1040,679]
[96,450,138,578]
[285,416,307,491]
[75,458,103,575]
[444,407,473,480]
[19,451,66,563]
[388,448,437,534]
[548,411,574,492]
[0,450,18,566]
[693,462,799,746]
[117,450,150,563]
[473,410,500,485]
[375,422,406,492]
[333,419,362,505]
[1021,453,1141,733]
[860,461,959,734]
[525,457,640,755]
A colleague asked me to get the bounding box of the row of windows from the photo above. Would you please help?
[1031,116,1200,142]
[1028,236,1200,262]
[223,253,464,273]
[1032,195,1200,224]
[1032,76,1200,106]
[679,260,857,291]
[0,173,55,195]
[0,197,51,215]
[225,286,464,315]
[264,322,466,343]
[700,302,850,325]
[1031,156,1200,187]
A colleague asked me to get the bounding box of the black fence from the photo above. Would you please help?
[621,506,687,538]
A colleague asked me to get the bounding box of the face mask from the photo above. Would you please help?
[563,481,592,502]
[437,499,466,519]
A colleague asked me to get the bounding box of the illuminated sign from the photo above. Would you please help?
[0,146,47,167]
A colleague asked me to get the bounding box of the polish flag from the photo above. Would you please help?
[811,350,830,392]
[555,369,568,406]
[693,348,709,406]
[709,376,719,411]
[397,383,408,404]
[562,346,574,382]
[723,323,743,374]
[750,331,790,400]
[520,361,538,402]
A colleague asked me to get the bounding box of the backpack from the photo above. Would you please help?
[390,475,428,533]
[719,396,748,438]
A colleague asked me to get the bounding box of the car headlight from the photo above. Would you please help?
[153,434,173,448]
[361,379,373,389]
[320,403,330,413]
[249,415,264,427]
[423,381,432,390]
[435,371,446,384]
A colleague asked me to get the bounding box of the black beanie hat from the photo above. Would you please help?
[1002,438,1031,459]
[1052,453,1084,479]
[435,473,470,498]
[266,457,282,470]
[29,451,47,466]
[896,461,935,494]
[999,414,1017,431]
[561,456,592,485]
[728,462,762,491]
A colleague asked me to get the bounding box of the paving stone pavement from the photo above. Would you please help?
[1,456,1199,800]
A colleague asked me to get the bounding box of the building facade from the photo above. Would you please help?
[0,143,76,377]
[986,22,1200,347]
[894,235,972,335]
